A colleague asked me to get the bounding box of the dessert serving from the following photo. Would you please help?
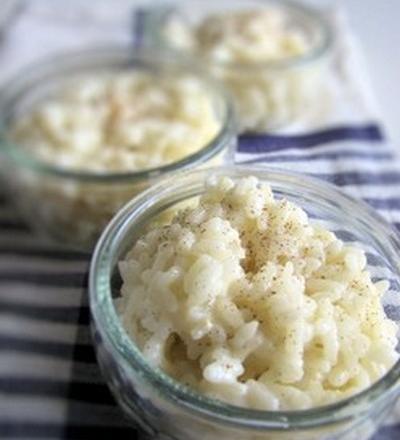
[147,0,332,132]
[117,175,398,410]
[0,48,234,248]
[11,71,220,173]
[90,167,400,439]
[165,8,311,64]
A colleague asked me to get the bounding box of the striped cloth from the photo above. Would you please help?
[1,2,400,440]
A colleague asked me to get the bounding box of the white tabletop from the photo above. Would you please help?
[338,0,400,145]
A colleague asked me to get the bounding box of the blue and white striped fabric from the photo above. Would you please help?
[1,2,400,439]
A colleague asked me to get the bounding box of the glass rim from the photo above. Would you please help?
[0,45,236,183]
[89,165,400,430]
[146,0,334,71]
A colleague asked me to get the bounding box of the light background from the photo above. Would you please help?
[334,0,400,145]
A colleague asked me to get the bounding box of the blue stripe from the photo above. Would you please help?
[384,304,400,321]
[0,219,30,232]
[366,252,390,267]
[239,150,392,164]
[372,425,400,440]
[0,300,89,325]
[132,8,146,48]
[0,335,95,363]
[311,171,400,186]
[0,422,135,438]
[333,229,359,242]
[0,195,8,206]
[0,377,115,405]
[0,271,87,287]
[365,198,400,211]
[238,124,384,153]
[0,246,90,260]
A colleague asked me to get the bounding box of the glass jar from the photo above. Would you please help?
[140,0,333,133]
[90,166,400,440]
[0,46,236,250]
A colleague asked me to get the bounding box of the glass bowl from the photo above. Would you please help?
[140,0,333,133]
[0,46,236,250]
[90,165,400,440]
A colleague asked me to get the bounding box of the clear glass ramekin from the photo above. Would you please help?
[140,0,333,133]
[0,46,236,250]
[90,166,400,440]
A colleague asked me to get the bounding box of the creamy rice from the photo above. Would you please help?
[163,8,326,132]
[165,9,310,63]
[7,71,222,247]
[118,176,398,410]
[11,71,220,171]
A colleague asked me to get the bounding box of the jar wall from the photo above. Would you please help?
[93,322,395,440]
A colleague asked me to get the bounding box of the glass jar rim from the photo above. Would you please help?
[0,45,236,183]
[90,165,400,431]
[145,0,334,71]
